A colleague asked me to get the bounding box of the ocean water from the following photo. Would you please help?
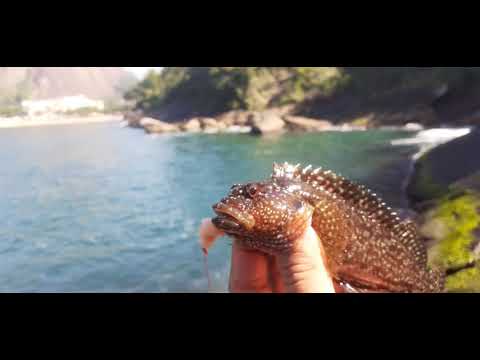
[0,122,419,292]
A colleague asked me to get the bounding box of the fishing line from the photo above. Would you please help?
[202,248,212,292]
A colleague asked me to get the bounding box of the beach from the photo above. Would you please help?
[0,114,121,129]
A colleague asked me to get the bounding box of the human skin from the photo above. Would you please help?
[228,226,337,293]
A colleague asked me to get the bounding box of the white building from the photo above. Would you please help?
[21,95,105,116]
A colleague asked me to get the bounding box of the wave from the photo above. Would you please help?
[391,127,473,203]
[391,127,472,160]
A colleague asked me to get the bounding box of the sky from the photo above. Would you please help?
[123,67,163,79]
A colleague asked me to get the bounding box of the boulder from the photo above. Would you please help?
[124,110,144,128]
[200,117,226,132]
[199,117,215,127]
[143,120,179,134]
[216,110,252,126]
[179,118,202,132]
[139,117,163,128]
[283,115,333,132]
[406,128,480,205]
[248,111,286,135]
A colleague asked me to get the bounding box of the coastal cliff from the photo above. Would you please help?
[125,67,480,134]
[406,129,480,292]
[123,67,480,135]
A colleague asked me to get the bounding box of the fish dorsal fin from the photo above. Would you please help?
[272,162,301,180]
[272,163,427,267]
[272,163,403,226]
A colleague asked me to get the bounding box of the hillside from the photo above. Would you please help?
[125,67,480,126]
[0,67,137,105]
[124,67,348,121]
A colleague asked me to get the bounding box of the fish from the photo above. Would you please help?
[210,162,445,293]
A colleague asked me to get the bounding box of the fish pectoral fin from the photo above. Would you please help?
[336,266,405,293]
[335,281,392,293]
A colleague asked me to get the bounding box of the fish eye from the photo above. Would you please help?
[246,184,259,198]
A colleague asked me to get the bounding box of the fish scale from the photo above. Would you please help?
[281,162,430,268]
[212,162,446,293]
[279,163,444,292]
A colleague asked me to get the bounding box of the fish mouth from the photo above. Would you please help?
[212,202,255,232]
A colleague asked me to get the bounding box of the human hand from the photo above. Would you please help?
[228,226,337,293]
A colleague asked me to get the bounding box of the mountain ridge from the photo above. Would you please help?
[0,67,137,104]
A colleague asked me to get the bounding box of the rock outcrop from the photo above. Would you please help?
[197,118,225,133]
[139,117,163,128]
[143,119,179,134]
[179,118,202,132]
[248,111,286,135]
[216,110,252,126]
[283,115,333,132]
[124,110,144,128]
[418,191,480,292]
[407,128,480,205]
[125,113,252,135]
[406,127,480,292]
[124,108,387,136]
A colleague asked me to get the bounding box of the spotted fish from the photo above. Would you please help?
[211,162,445,293]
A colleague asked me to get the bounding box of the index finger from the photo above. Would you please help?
[229,240,273,293]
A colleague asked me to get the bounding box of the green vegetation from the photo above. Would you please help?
[124,68,190,110]
[15,77,33,102]
[343,67,480,97]
[349,116,373,128]
[276,67,349,105]
[0,104,25,117]
[421,191,480,292]
[0,92,26,117]
[124,67,480,118]
[427,191,480,269]
[124,67,352,115]
[0,75,34,117]
[446,266,480,293]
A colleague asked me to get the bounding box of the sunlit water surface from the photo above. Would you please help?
[0,122,418,292]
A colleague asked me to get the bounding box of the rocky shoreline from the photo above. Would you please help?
[401,127,480,292]
[123,108,429,136]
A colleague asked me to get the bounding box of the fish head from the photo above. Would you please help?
[212,177,313,254]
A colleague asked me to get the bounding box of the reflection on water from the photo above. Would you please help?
[0,122,417,292]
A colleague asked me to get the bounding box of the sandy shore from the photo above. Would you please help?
[0,114,122,129]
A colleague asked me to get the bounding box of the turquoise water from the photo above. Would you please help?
[0,122,418,292]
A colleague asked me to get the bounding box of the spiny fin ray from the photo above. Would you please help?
[272,162,427,268]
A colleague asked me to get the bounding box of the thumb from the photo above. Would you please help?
[276,226,336,293]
